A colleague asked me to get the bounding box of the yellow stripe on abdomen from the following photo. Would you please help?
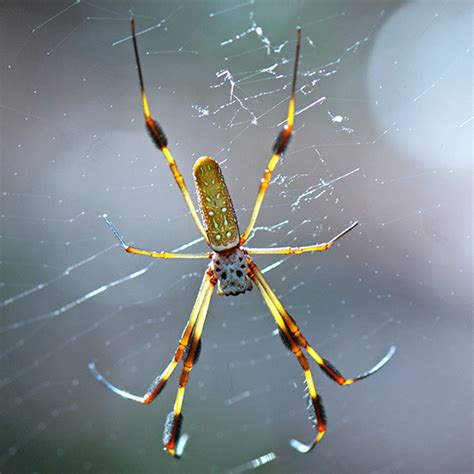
[193,156,240,251]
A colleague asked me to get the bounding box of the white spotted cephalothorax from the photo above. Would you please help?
[210,247,252,296]
[193,156,252,296]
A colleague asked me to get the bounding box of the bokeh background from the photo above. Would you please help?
[1,1,472,473]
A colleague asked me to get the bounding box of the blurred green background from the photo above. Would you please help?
[1,1,472,473]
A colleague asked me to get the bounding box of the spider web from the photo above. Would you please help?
[1,1,472,473]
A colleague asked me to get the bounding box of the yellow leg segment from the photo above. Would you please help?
[249,259,326,454]
[245,222,358,256]
[249,261,396,387]
[131,19,209,244]
[103,214,209,260]
[88,271,212,404]
[241,28,302,244]
[163,275,215,458]
[125,246,211,260]
[142,272,213,404]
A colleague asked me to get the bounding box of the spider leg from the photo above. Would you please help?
[245,222,358,255]
[103,214,211,260]
[130,19,209,244]
[126,247,211,259]
[249,260,396,386]
[163,276,215,458]
[249,260,326,454]
[88,271,213,404]
[240,27,302,245]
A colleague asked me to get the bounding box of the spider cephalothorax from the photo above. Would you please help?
[89,19,395,460]
[193,155,252,296]
[210,248,252,296]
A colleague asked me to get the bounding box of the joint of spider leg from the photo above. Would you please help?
[182,342,203,373]
[179,368,192,389]
[171,167,185,186]
[206,267,218,285]
[176,334,189,360]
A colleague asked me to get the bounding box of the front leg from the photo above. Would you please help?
[103,214,211,260]
[245,222,358,255]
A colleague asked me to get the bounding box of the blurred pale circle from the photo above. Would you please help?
[368,3,472,168]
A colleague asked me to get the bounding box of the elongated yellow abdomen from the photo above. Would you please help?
[193,156,240,252]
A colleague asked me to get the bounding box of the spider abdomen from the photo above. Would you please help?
[211,248,252,296]
[193,156,240,252]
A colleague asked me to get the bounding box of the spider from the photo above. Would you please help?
[89,19,396,459]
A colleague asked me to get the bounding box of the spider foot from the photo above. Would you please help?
[88,362,145,403]
[174,433,189,459]
[343,345,397,385]
[102,214,127,248]
[290,430,325,454]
